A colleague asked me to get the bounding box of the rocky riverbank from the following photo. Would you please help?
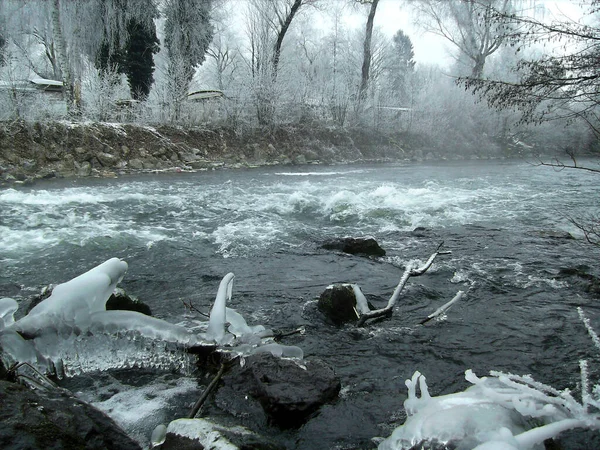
[0,120,538,186]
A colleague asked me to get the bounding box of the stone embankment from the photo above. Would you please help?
[0,120,543,186]
[0,121,397,185]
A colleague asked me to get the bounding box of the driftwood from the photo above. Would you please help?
[356,242,455,327]
[419,290,465,325]
[188,362,227,419]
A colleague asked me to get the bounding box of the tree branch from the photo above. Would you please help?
[356,243,450,326]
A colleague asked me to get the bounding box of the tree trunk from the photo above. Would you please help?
[471,54,485,79]
[51,0,77,116]
[359,0,380,100]
[271,0,303,81]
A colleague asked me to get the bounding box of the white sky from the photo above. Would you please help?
[338,0,586,67]
[224,0,587,70]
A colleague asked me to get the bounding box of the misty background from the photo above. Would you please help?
[0,0,597,159]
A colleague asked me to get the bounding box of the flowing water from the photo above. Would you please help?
[1,160,600,449]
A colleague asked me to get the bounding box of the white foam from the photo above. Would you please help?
[274,169,368,176]
[91,377,198,445]
[212,218,285,257]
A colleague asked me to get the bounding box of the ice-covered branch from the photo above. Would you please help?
[419,291,465,325]
[357,244,450,326]
[206,272,235,344]
[380,368,600,450]
[578,307,600,354]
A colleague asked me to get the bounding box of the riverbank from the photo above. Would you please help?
[0,120,542,186]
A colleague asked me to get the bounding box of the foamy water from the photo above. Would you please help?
[1,161,595,261]
[2,160,600,450]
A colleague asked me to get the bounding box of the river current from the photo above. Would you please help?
[1,160,600,449]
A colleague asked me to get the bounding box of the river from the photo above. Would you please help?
[1,160,600,449]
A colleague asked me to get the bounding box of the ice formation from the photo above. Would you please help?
[0,297,18,330]
[379,368,600,450]
[0,258,303,378]
[15,258,129,337]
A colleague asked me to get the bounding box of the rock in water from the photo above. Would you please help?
[159,418,285,450]
[321,237,386,257]
[318,284,360,325]
[222,353,341,429]
[106,288,152,315]
[0,380,142,450]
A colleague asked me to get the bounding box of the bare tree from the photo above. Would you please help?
[358,0,380,99]
[410,0,515,78]
[243,0,312,124]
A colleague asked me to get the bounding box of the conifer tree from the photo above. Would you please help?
[124,18,159,100]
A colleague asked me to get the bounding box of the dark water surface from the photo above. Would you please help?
[2,160,600,449]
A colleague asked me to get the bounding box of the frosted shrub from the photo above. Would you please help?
[81,65,129,122]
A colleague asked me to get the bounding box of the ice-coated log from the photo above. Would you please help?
[15,258,128,337]
[89,311,202,346]
[252,342,304,359]
[0,329,40,366]
[0,297,18,330]
[225,307,270,343]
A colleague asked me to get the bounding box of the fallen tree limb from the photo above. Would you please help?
[272,326,305,341]
[356,243,450,327]
[188,362,227,419]
[420,290,465,325]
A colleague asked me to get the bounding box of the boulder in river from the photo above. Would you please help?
[220,353,341,429]
[106,288,152,315]
[321,237,386,257]
[318,283,360,325]
[0,380,142,450]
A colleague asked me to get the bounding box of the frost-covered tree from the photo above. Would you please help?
[50,0,77,114]
[0,9,6,67]
[358,0,380,100]
[460,0,600,135]
[163,0,214,112]
[384,29,415,103]
[243,0,313,125]
[410,0,516,78]
[206,0,241,92]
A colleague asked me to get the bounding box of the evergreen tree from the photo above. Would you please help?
[389,29,415,98]
[164,0,214,86]
[124,18,159,100]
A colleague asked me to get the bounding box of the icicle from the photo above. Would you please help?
[206,273,234,344]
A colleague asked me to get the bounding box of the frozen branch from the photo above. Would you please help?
[188,362,227,419]
[420,290,465,325]
[356,243,450,326]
